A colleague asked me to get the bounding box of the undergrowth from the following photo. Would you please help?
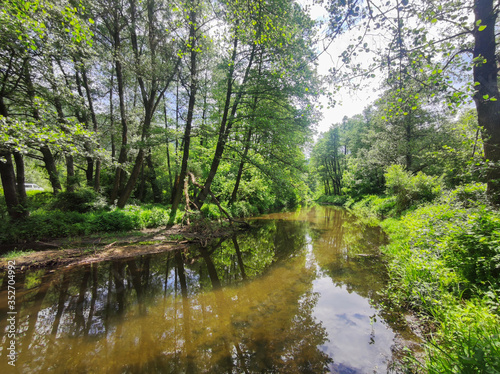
[379,184,500,373]
[322,167,500,373]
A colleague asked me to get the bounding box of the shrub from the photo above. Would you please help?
[451,208,500,292]
[230,201,259,218]
[316,195,349,206]
[88,210,137,232]
[201,203,222,220]
[385,164,442,213]
[51,188,106,213]
[381,201,500,373]
[27,191,53,210]
[0,204,177,244]
[449,183,488,207]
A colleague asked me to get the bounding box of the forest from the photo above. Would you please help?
[1,0,500,372]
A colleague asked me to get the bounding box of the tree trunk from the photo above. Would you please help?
[81,64,101,190]
[169,8,198,223]
[109,19,129,203]
[66,154,76,192]
[23,63,62,194]
[0,151,24,220]
[40,146,62,194]
[146,153,162,203]
[13,151,28,216]
[473,0,500,204]
[230,127,252,204]
[195,38,257,209]
[117,149,145,208]
[94,160,101,192]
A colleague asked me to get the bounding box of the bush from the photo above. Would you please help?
[316,194,349,206]
[385,164,442,213]
[451,208,500,292]
[200,203,222,220]
[88,210,138,232]
[449,183,487,207]
[27,191,53,210]
[381,201,500,373]
[230,201,259,218]
[0,204,176,244]
[51,188,106,213]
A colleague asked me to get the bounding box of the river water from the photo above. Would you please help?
[0,206,419,373]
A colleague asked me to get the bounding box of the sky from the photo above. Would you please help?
[303,2,381,135]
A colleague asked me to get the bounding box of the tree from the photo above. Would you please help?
[194,0,318,209]
[324,0,500,204]
[0,0,94,218]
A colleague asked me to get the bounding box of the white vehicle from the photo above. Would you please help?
[24,183,44,191]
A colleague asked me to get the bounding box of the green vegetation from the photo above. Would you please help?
[323,166,500,371]
[2,0,500,371]
[381,188,500,373]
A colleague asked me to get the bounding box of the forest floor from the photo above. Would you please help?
[0,220,248,271]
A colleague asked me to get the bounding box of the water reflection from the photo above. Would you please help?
[0,206,416,373]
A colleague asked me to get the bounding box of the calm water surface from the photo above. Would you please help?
[0,206,418,373]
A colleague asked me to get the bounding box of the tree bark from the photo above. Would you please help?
[0,151,24,220]
[109,13,129,203]
[40,146,62,194]
[195,37,258,209]
[473,0,500,204]
[66,154,76,192]
[13,151,28,215]
[169,7,198,223]
[230,127,252,204]
[146,153,162,203]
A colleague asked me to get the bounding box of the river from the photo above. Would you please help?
[0,206,419,373]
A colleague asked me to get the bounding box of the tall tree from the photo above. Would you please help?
[325,0,500,203]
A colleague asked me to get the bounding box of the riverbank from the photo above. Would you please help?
[0,220,248,271]
[320,183,500,372]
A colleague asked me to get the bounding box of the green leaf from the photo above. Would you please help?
[478,25,487,31]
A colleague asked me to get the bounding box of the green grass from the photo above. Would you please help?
[1,249,35,259]
[0,204,183,244]
[378,187,500,373]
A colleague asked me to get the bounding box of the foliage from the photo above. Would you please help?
[384,164,443,213]
[50,188,106,213]
[229,201,259,218]
[200,203,223,220]
[379,187,500,373]
[0,204,180,243]
[316,194,349,206]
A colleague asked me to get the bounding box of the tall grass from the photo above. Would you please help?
[380,185,500,373]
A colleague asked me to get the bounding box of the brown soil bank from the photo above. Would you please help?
[0,222,247,271]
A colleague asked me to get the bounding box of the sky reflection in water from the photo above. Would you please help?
[0,206,416,373]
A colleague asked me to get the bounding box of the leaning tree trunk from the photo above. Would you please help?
[24,63,62,194]
[473,0,500,204]
[230,127,252,205]
[109,22,129,203]
[195,37,257,209]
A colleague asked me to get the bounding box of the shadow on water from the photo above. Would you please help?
[0,206,419,373]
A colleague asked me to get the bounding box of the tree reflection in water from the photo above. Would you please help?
[0,207,417,373]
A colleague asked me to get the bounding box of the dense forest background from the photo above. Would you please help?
[1,0,499,226]
[1,0,320,225]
